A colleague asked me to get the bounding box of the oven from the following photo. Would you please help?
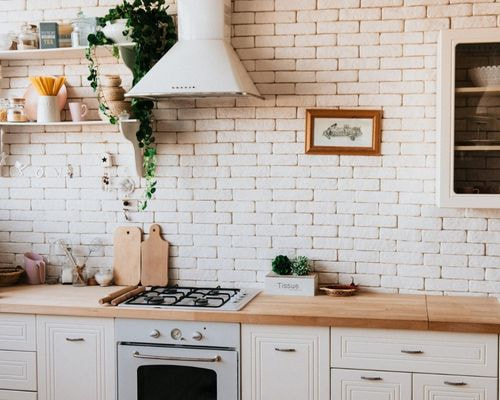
[116,319,240,400]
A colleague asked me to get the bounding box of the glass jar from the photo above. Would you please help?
[17,23,38,50]
[0,98,8,122]
[72,265,87,287]
[7,98,27,122]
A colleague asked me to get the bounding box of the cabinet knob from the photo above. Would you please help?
[149,329,161,338]
[274,348,296,352]
[66,337,84,342]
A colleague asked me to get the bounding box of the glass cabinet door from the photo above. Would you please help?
[438,28,500,208]
[454,42,500,196]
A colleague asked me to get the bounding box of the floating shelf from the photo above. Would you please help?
[0,120,112,126]
[0,43,133,61]
[455,86,500,95]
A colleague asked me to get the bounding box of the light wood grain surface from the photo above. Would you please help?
[0,285,498,333]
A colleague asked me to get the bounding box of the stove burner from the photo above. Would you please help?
[148,296,165,305]
[121,285,252,310]
[195,297,209,306]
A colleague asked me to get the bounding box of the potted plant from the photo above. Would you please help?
[265,255,318,296]
[85,0,177,210]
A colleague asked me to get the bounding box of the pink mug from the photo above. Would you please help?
[24,252,46,285]
[68,102,88,122]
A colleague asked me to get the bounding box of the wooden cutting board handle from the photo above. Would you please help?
[113,226,142,286]
[141,224,169,286]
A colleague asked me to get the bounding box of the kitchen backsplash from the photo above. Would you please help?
[1,0,500,297]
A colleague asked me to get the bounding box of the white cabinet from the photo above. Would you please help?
[331,369,411,400]
[414,373,497,400]
[36,316,115,400]
[242,324,329,400]
[0,314,36,351]
[0,389,37,400]
[438,27,500,208]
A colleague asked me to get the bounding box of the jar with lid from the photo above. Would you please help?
[7,98,27,122]
[0,98,8,122]
[17,24,38,50]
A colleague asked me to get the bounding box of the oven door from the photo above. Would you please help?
[118,343,238,400]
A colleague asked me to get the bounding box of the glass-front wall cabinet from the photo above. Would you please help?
[438,28,500,208]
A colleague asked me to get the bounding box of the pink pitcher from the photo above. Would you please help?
[24,252,46,284]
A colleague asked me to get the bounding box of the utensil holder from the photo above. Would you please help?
[37,95,60,123]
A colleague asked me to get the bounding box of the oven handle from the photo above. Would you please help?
[132,351,222,363]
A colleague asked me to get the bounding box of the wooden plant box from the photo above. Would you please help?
[264,272,318,296]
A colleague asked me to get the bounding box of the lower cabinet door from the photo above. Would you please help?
[37,316,115,400]
[413,373,498,400]
[331,369,411,400]
[0,350,36,391]
[242,324,329,400]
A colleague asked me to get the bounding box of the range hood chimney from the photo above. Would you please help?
[125,0,263,100]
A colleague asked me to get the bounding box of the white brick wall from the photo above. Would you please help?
[0,0,499,297]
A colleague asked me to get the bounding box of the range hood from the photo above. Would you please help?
[125,0,262,100]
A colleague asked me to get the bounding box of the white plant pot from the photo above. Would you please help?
[264,272,318,296]
[102,19,133,44]
[37,96,60,123]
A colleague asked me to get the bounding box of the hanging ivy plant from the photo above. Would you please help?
[86,0,177,210]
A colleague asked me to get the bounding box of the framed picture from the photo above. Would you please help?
[305,109,382,155]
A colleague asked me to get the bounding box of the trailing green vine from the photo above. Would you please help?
[86,0,176,210]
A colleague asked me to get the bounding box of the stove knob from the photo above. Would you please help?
[149,329,161,339]
[192,331,203,341]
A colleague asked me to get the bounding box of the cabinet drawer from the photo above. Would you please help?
[0,390,37,400]
[332,368,411,400]
[0,350,36,391]
[0,314,36,351]
[413,373,497,400]
[331,328,497,376]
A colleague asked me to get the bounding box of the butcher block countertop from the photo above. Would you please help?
[0,285,499,333]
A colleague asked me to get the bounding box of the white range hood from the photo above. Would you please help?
[125,0,262,100]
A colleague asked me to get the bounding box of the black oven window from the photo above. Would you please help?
[137,365,217,400]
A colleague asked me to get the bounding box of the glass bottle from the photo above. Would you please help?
[17,23,38,50]
[0,98,8,122]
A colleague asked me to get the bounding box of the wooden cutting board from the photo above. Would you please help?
[113,226,142,286]
[141,224,169,286]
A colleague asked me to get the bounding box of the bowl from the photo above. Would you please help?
[101,75,122,87]
[468,66,500,87]
[0,267,24,286]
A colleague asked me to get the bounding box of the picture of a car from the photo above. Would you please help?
[323,123,363,141]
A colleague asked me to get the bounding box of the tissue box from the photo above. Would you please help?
[264,272,318,296]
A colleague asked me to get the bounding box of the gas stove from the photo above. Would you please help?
[119,285,260,311]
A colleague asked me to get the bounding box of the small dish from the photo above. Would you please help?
[320,279,359,297]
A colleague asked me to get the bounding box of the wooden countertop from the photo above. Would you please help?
[0,285,498,333]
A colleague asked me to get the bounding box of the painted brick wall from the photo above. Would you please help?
[1,0,500,296]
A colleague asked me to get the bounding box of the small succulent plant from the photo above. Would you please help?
[272,255,292,275]
[291,256,310,276]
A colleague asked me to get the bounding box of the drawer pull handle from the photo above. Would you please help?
[401,349,423,354]
[66,337,85,342]
[274,348,296,352]
[361,376,383,381]
[444,381,467,386]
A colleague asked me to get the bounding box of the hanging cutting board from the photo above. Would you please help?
[141,224,169,286]
[113,226,142,286]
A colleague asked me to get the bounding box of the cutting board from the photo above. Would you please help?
[113,226,142,286]
[141,224,169,286]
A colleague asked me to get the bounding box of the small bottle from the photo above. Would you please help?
[0,98,8,122]
[71,24,80,47]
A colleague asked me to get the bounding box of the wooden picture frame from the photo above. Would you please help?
[305,109,382,155]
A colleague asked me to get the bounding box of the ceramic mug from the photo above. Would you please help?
[68,102,88,122]
[24,252,46,285]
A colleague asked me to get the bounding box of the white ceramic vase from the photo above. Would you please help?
[102,19,133,44]
[37,96,60,123]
